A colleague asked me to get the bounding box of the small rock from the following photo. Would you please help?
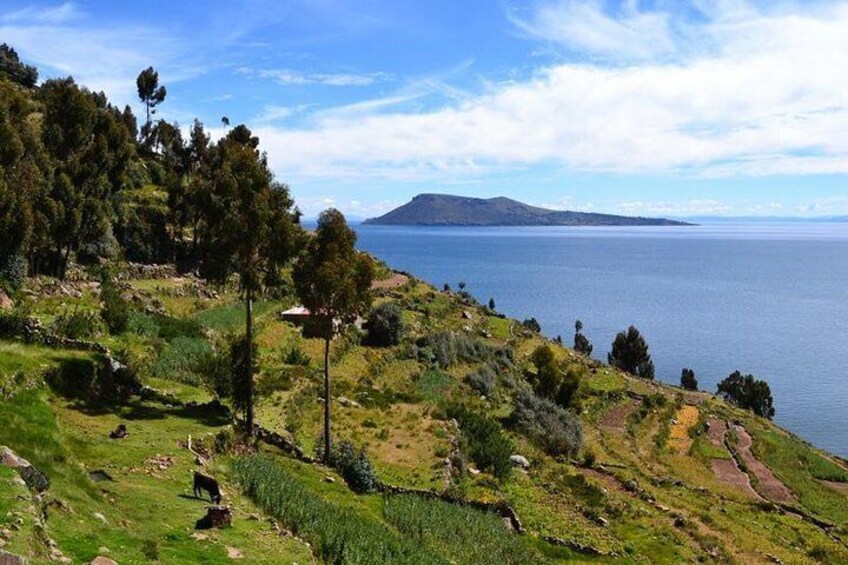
[468,467,481,476]
[89,557,118,565]
[597,517,609,527]
[93,512,108,524]
[323,476,335,483]
[190,532,209,541]
[0,549,27,564]
[510,455,530,469]
[226,546,243,559]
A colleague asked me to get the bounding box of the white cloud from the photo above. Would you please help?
[253,104,308,123]
[240,67,390,87]
[509,0,678,60]
[250,1,848,182]
[613,199,733,216]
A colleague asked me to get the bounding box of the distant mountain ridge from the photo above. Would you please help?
[364,194,690,226]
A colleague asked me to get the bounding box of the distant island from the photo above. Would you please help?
[364,194,691,226]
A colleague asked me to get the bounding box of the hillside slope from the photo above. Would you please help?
[0,267,846,564]
[364,194,690,226]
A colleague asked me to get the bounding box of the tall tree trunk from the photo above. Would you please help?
[245,288,254,436]
[323,335,331,463]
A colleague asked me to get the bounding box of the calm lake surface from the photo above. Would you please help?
[353,222,848,456]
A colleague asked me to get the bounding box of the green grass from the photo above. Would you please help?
[750,426,848,524]
[193,300,279,333]
[233,455,445,564]
[384,494,542,564]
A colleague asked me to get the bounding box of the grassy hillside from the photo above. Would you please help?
[0,266,846,564]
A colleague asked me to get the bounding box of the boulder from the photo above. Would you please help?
[510,455,530,469]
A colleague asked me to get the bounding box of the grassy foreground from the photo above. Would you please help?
[0,268,846,564]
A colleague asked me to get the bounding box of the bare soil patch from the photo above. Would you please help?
[710,459,760,499]
[371,272,409,291]
[599,399,639,433]
[733,425,796,504]
[706,418,727,448]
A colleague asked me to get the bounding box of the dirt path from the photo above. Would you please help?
[599,399,639,433]
[731,425,796,504]
[371,272,409,291]
[821,480,848,494]
[667,405,699,454]
[706,418,727,448]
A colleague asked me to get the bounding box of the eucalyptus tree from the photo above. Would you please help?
[293,209,374,462]
[136,66,167,145]
[199,124,301,433]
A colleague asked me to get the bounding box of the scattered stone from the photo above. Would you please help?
[0,550,26,565]
[337,396,361,408]
[226,547,243,559]
[323,476,336,483]
[190,532,208,541]
[461,311,473,320]
[673,515,687,529]
[468,467,481,476]
[596,516,609,527]
[89,557,118,565]
[0,290,13,311]
[510,455,530,469]
[93,512,108,525]
[247,513,261,521]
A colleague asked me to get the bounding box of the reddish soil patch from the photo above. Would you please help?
[706,418,727,448]
[599,399,639,433]
[710,459,760,499]
[733,425,796,504]
[371,272,409,290]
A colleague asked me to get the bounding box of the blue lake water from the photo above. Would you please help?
[353,222,848,457]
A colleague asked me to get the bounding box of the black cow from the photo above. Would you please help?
[193,471,222,504]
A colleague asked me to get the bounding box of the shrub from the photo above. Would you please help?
[0,254,27,291]
[466,364,497,397]
[680,368,698,391]
[512,390,582,458]
[717,370,775,419]
[415,331,496,369]
[332,439,378,494]
[522,317,541,333]
[50,308,102,339]
[283,344,311,366]
[445,403,513,480]
[127,311,160,337]
[99,267,131,334]
[0,307,33,338]
[608,325,654,379]
[366,302,405,347]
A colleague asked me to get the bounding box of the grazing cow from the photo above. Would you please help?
[109,424,128,439]
[193,471,222,504]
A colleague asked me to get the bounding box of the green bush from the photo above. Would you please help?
[283,344,311,366]
[414,331,505,369]
[366,302,405,347]
[0,254,26,291]
[512,390,582,458]
[332,440,378,494]
[0,307,32,338]
[233,455,443,564]
[466,364,497,397]
[445,403,513,480]
[50,308,102,340]
[608,325,654,379]
[99,268,130,334]
[127,311,160,337]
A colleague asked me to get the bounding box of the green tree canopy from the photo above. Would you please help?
[0,43,38,88]
[293,209,374,461]
[608,325,655,379]
[680,368,698,391]
[136,66,166,144]
[717,371,775,419]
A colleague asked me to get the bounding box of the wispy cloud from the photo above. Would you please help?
[1,1,80,24]
[508,0,678,61]
[238,66,390,86]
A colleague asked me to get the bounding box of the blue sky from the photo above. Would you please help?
[3,0,848,218]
